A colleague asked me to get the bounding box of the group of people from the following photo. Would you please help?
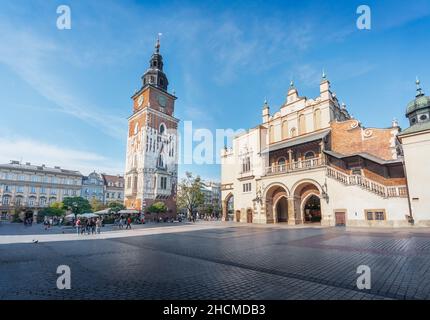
[23,217,33,226]
[75,217,102,235]
[43,216,63,230]
[115,216,132,230]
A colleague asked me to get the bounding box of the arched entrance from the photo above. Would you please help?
[275,197,288,222]
[264,183,289,224]
[302,194,321,223]
[24,210,34,224]
[222,193,234,221]
[292,180,323,225]
[246,209,253,223]
[235,210,241,222]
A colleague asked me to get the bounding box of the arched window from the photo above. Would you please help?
[15,196,23,206]
[282,121,288,139]
[2,195,11,205]
[313,109,321,130]
[159,123,166,135]
[134,123,139,135]
[278,157,286,165]
[157,154,164,168]
[290,128,297,137]
[298,114,306,135]
[133,176,138,190]
[305,151,315,159]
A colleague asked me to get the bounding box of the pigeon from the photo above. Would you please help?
[32,240,39,244]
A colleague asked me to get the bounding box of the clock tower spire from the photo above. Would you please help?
[142,34,169,91]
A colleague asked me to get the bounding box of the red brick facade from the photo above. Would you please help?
[331,119,398,161]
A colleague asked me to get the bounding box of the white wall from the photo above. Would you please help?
[402,132,430,226]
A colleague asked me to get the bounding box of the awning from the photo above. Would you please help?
[260,129,330,154]
[118,209,140,214]
[93,208,112,215]
[77,213,99,218]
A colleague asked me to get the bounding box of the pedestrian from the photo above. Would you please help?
[119,217,124,229]
[81,219,87,235]
[91,219,96,234]
[126,216,132,230]
[96,218,101,234]
[75,218,81,235]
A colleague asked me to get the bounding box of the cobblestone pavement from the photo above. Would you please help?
[0,220,188,236]
[1,222,429,300]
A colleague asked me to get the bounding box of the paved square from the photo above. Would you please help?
[0,222,429,300]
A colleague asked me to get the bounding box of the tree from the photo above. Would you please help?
[177,172,204,220]
[147,202,167,214]
[90,198,106,212]
[108,201,126,214]
[50,201,63,209]
[62,197,92,214]
[39,207,65,218]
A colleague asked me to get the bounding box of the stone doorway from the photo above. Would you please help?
[303,195,321,223]
[275,197,288,223]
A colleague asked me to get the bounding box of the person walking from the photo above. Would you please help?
[81,219,87,235]
[119,217,124,230]
[91,219,96,234]
[96,218,101,234]
[126,216,132,230]
[44,216,49,230]
[75,218,81,235]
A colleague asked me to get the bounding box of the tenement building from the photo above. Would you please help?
[221,75,429,227]
[102,174,124,204]
[81,171,104,202]
[0,161,82,221]
[124,37,179,218]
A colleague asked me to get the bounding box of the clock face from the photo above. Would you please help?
[158,94,167,108]
[137,95,144,107]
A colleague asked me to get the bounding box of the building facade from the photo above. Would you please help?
[124,37,179,218]
[81,171,104,202]
[200,181,222,216]
[0,161,82,221]
[220,75,427,227]
[102,174,124,205]
[397,79,430,226]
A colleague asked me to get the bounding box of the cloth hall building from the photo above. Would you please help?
[221,75,430,227]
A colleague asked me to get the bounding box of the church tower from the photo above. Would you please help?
[124,36,179,218]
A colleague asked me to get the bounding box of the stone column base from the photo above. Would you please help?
[288,219,303,225]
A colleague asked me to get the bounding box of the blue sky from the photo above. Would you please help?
[0,0,429,181]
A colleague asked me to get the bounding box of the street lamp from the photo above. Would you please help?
[321,180,329,203]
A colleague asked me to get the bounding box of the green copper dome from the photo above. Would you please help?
[406,79,430,116]
[406,95,430,115]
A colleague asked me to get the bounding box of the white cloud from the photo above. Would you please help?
[0,20,126,140]
[0,136,124,175]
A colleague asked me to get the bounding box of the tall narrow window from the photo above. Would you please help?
[313,109,321,131]
[133,176,138,190]
[269,125,275,143]
[299,114,306,135]
[282,120,288,139]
